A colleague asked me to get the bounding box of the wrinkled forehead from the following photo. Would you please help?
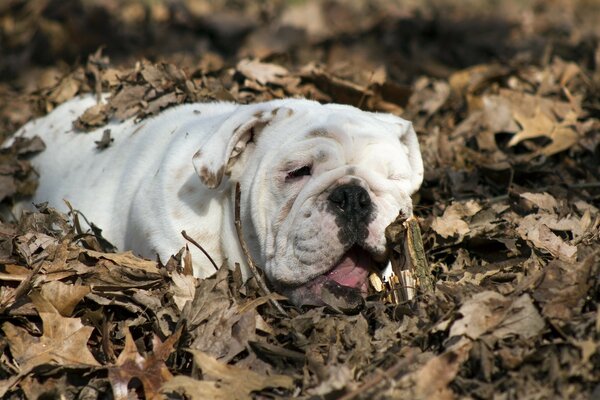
[263,104,401,144]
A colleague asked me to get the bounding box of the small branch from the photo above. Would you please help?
[181,230,218,272]
[234,183,288,316]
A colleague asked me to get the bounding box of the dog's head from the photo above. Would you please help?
[193,99,423,306]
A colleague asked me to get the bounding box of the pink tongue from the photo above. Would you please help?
[326,247,373,290]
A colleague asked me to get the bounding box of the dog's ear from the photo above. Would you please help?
[373,113,424,194]
[399,120,424,194]
[193,104,291,188]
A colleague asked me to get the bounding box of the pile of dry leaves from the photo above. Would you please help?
[1,0,599,399]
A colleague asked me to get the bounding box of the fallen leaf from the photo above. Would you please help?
[511,214,578,261]
[76,103,109,130]
[169,271,196,311]
[413,342,472,400]
[532,254,597,324]
[431,200,482,239]
[309,365,352,396]
[519,192,559,212]
[47,75,80,108]
[508,106,579,156]
[509,107,556,147]
[38,280,90,316]
[237,59,289,86]
[449,291,545,341]
[2,305,100,377]
[108,327,181,400]
[82,250,160,273]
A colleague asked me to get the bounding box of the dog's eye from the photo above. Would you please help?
[286,165,312,181]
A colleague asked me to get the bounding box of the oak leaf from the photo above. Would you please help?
[3,310,100,375]
[107,327,181,400]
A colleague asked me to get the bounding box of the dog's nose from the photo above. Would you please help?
[328,184,372,219]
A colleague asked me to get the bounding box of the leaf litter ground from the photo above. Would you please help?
[0,0,599,399]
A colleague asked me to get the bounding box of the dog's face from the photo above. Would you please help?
[193,99,423,306]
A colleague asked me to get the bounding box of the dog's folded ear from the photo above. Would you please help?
[193,104,290,188]
[372,113,424,194]
[399,120,424,194]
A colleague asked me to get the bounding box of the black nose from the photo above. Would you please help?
[328,184,372,220]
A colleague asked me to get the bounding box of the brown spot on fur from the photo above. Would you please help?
[199,165,224,188]
[307,129,332,138]
[271,107,294,118]
[346,167,356,175]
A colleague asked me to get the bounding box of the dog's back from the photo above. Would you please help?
[12,96,237,253]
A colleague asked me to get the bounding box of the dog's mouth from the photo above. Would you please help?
[281,245,382,312]
[323,246,374,293]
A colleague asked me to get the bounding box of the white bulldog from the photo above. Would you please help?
[13,96,423,306]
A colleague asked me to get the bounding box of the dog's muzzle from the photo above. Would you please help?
[279,184,382,311]
[328,184,374,245]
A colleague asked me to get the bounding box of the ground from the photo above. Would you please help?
[0,0,599,399]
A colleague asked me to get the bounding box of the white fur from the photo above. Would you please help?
[13,96,423,290]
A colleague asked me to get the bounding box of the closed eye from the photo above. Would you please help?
[286,165,312,181]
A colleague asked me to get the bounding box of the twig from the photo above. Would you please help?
[181,230,218,272]
[234,183,288,316]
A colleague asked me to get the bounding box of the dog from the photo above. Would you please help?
[12,96,423,306]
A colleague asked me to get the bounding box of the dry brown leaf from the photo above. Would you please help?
[413,342,472,400]
[511,214,578,261]
[309,365,352,396]
[389,343,472,400]
[237,59,290,86]
[2,308,100,376]
[182,267,256,362]
[111,85,147,121]
[519,192,559,212]
[46,75,80,109]
[75,103,109,130]
[532,254,597,324]
[409,77,450,116]
[509,107,579,155]
[38,280,90,316]
[189,349,294,398]
[431,200,482,239]
[449,291,545,341]
[499,89,573,121]
[82,250,160,273]
[509,107,556,146]
[449,64,510,95]
[108,327,181,400]
[170,271,196,311]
